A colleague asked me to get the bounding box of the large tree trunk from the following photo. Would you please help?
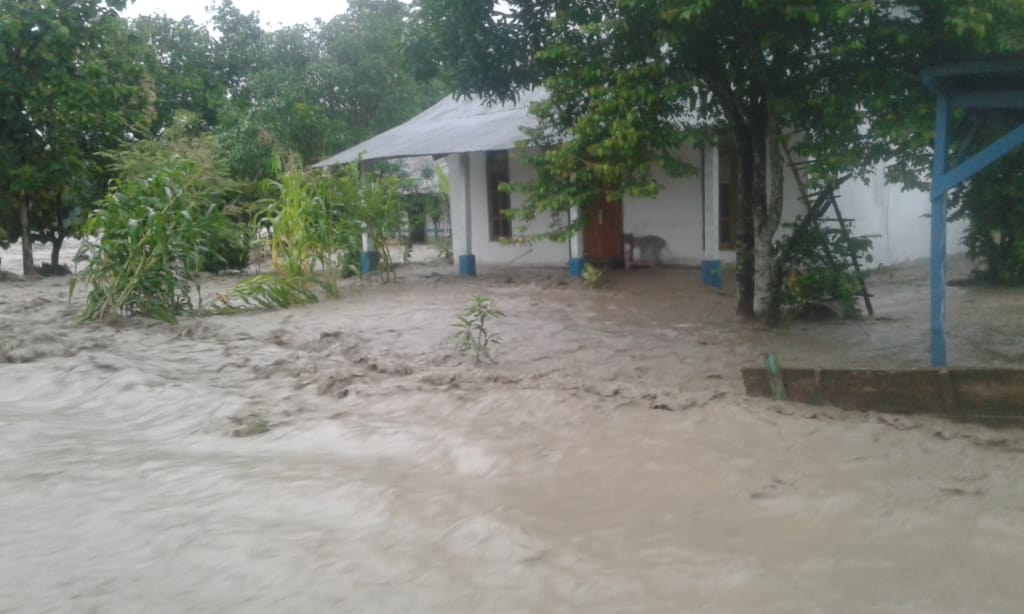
[18,192,36,277]
[50,233,64,268]
[50,195,65,268]
[733,127,756,319]
[735,119,785,325]
[754,126,786,325]
[747,124,769,320]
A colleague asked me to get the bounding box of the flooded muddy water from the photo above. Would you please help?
[2,250,1024,612]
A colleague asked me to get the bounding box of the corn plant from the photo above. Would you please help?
[218,163,349,309]
[453,295,505,364]
[217,159,401,310]
[71,149,239,323]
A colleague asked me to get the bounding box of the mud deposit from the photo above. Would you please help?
[2,248,1024,613]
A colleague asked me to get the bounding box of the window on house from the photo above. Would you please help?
[486,150,512,240]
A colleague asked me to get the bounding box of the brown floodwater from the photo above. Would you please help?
[2,250,1024,612]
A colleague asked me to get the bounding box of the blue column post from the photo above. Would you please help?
[929,94,950,367]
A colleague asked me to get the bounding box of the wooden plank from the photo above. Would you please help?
[741,367,1024,424]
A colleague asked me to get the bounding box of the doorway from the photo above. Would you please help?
[583,193,624,267]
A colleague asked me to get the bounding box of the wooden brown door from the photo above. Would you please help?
[583,193,624,267]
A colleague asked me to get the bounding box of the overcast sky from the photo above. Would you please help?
[121,0,351,29]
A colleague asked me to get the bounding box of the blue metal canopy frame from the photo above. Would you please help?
[922,57,1024,367]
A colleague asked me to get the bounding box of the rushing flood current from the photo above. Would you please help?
[3,250,1024,612]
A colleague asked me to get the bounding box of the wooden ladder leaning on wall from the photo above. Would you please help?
[780,143,875,316]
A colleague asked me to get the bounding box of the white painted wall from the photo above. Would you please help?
[623,146,706,265]
[447,151,570,269]
[774,162,966,266]
[450,148,964,269]
[835,167,966,264]
[450,145,712,268]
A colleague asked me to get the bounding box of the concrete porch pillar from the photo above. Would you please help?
[457,152,476,276]
[568,207,585,278]
[701,143,722,288]
[360,225,378,275]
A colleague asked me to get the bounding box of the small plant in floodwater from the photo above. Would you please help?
[230,414,270,437]
[435,238,453,264]
[581,263,605,289]
[453,295,504,365]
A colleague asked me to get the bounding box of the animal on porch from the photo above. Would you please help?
[623,234,667,269]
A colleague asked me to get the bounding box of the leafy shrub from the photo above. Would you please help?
[581,263,604,288]
[435,238,454,263]
[950,147,1024,285]
[36,263,71,277]
[202,214,251,273]
[776,221,873,318]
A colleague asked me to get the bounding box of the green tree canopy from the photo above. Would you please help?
[130,14,224,134]
[415,0,1024,321]
[1,0,153,275]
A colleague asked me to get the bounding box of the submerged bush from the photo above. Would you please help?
[776,221,873,318]
[950,146,1024,285]
[202,215,251,273]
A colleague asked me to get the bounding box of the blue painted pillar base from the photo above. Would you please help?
[568,257,585,279]
[701,260,723,289]
[459,254,477,277]
[360,251,378,275]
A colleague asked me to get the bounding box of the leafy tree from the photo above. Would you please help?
[210,0,267,110]
[203,0,447,186]
[318,0,448,147]
[129,14,225,134]
[244,23,340,164]
[950,139,1024,285]
[0,0,153,276]
[415,0,1024,323]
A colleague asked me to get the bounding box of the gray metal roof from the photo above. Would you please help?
[312,89,547,167]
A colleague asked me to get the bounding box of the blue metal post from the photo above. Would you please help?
[701,261,723,289]
[360,251,379,275]
[569,258,585,278]
[929,95,950,367]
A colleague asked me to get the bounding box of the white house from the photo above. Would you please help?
[314,90,965,281]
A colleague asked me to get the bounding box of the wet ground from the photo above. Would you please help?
[2,246,1024,613]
